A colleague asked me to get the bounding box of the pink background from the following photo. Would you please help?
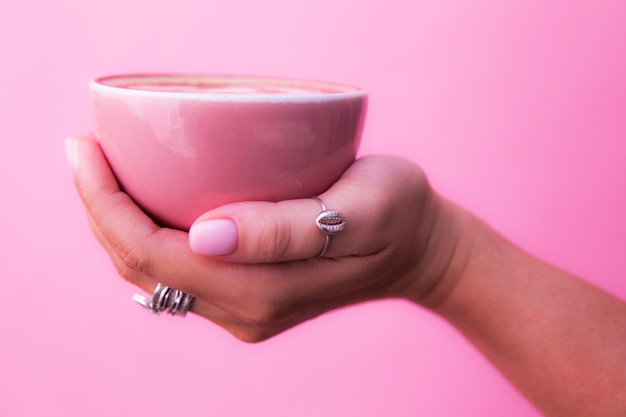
[1,1,624,416]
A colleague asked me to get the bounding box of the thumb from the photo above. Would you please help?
[188,195,348,263]
[187,156,406,263]
[187,156,424,263]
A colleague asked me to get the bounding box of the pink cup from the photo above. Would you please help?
[90,74,367,230]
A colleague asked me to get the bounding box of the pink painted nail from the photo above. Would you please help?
[189,219,238,256]
[64,137,79,171]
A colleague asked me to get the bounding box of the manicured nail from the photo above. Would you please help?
[65,137,79,171]
[189,219,238,256]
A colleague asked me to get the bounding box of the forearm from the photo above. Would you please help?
[423,204,626,416]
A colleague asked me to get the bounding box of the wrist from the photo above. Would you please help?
[403,196,482,309]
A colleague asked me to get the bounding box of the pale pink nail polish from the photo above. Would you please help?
[64,137,79,171]
[189,219,238,256]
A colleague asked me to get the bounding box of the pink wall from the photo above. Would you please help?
[1,0,624,416]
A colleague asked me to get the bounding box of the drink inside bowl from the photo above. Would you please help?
[97,74,362,96]
[90,74,367,230]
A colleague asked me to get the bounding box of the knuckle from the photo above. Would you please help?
[236,288,287,328]
[111,238,153,278]
[232,328,275,344]
[255,218,292,262]
[238,302,281,327]
[113,259,151,289]
[222,305,285,343]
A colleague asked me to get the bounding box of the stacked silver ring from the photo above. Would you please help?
[132,283,194,316]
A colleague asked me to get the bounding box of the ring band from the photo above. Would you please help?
[313,196,346,257]
[132,283,194,316]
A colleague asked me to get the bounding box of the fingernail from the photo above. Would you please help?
[65,137,79,171]
[189,219,238,256]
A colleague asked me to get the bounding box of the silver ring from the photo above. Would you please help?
[132,283,194,317]
[313,196,346,257]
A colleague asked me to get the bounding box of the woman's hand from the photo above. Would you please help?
[68,135,626,414]
[68,136,464,342]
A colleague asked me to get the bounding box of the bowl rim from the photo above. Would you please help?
[90,73,366,103]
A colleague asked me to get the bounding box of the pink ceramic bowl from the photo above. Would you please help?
[90,74,367,230]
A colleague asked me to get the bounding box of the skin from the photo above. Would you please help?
[69,136,626,416]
